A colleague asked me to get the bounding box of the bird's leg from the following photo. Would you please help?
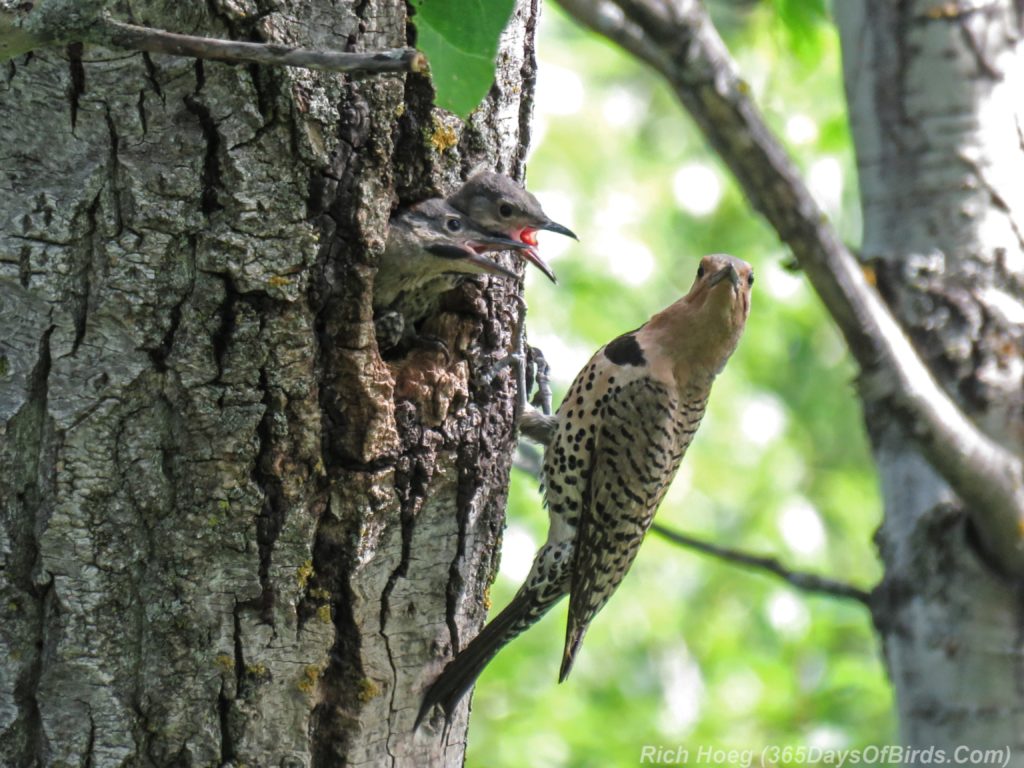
[484,295,559,445]
[527,344,553,416]
[484,293,532,414]
[518,408,556,447]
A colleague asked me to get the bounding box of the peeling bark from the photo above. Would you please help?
[0,1,539,766]
[837,0,1024,751]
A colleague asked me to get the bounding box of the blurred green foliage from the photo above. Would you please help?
[465,2,895,765]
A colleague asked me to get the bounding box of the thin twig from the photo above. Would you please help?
[650,523,872,604]
[513,445,869,603]
[557,0,1024,575]
[95,18,426,74]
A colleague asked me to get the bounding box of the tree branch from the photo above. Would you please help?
[519,423,867,602]
[0,8,425,75]
[514,444,869,603]
[95,19,425,75]
[557,0,1024,575]
[650,523,872,604]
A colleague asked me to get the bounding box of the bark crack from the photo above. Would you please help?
[309,496,366,768]
[140,52,164,100]
[445,441,482,656]
[148,293,185,372]
[136,88,148,135]
[209,272,240,386]
[67,41,85,131]
[183,77,224,216]
[379,454,425,762]
[70,190,102,356]
[83,711,96,768]
[254,362,286,624]
[103,104,125,237]
[8,327,55,766]
[18,245,31,287]
[217,602,245,764]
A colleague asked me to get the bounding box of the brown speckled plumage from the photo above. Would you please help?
[417,254,754,728]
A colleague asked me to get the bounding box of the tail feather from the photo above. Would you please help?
[558,623,588,683]
[415,587,562,729]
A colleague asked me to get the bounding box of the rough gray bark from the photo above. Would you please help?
[0,1,539,766]
[837,0,1024,752]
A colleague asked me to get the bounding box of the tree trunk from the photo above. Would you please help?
[0,1,539,766]
[836,0,1024,752]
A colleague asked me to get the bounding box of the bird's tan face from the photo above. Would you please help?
[687,253,753,332]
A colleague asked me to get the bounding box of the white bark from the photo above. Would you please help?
[837,0,1024,752]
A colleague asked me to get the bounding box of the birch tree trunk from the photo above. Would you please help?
[836,0,1024,753]
[0,1,539,766]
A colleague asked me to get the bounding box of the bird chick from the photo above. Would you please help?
[448,171,578,283]
[416,254,753,728]
[374,198,533,350]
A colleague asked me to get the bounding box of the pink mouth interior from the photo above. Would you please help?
[520,228,539,247]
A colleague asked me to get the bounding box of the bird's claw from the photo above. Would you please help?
[484,294,537,419]
[527,345,553,416]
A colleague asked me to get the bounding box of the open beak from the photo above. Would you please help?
[469,233,558,284]
[426,241,520,280]
[469,233,534,253]
[708,264,740,289]
[464,235,527,280]
[538,220,578,241]
[464,253,519,280]
[520,248,557,284]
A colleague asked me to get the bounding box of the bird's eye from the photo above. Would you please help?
[747,272,755,286]
[697,264,705,278]
[446,217,462,232]
[499,203,513,217]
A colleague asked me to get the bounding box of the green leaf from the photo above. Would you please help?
[411,0,517,118]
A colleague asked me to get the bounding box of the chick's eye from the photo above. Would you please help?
[747,272,755,286]
[446,217,462,232]
[499,203,513,217]
[697,264,705,278]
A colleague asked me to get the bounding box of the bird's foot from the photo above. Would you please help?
[527,344,553,416]
[484,294,535,417]
[519,406,557,447]
[487,346,557,446]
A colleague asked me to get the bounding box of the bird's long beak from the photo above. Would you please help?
[464,253,520,280]
[708,264,740,289]
[469,233,534,253]
[521,248,558,284]
[426,242,520,280]
[538,219,578,240]
[469,233,558,284]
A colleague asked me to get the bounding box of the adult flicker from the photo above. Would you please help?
[374,198,538,350]
[416,253,754,728]
[447,171,577,282]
